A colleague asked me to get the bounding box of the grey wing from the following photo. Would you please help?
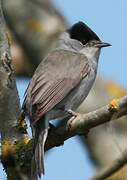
[23,50,90,125]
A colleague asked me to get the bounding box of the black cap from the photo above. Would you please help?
[67,21,100,45]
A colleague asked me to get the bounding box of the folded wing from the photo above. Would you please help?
[23,49,90,125]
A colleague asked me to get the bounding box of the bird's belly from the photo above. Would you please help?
[47,69,96,120]
[58,69,96,111]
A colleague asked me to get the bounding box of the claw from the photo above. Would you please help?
[66,111,80,131]
[67,109,79,117]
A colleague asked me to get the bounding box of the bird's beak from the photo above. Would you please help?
[96,42,112,48]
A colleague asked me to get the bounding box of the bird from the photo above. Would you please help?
[22,21,111,179]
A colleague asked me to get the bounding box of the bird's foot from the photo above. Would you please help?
[66,109,80,131]
[66,109,79,117]
[66,111,89,137]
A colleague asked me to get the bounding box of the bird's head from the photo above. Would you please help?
[67,21,111,60]
[67,21,111,49]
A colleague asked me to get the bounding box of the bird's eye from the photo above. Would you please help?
[82,40,86,45]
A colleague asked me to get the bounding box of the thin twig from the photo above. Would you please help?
[45,95,127,150]
[90,149,127,180]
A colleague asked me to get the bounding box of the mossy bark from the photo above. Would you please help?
[0,1,31,179]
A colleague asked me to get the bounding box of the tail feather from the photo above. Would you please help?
[31,128,48,179]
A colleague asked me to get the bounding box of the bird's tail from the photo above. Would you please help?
[31,127,48,180]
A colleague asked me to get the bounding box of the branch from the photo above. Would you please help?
[0,0,22,141]
[45,96,127,151]
[90,148,127,180]
[0,1,31,180]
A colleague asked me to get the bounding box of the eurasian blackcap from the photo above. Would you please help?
[23,21,111,179]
